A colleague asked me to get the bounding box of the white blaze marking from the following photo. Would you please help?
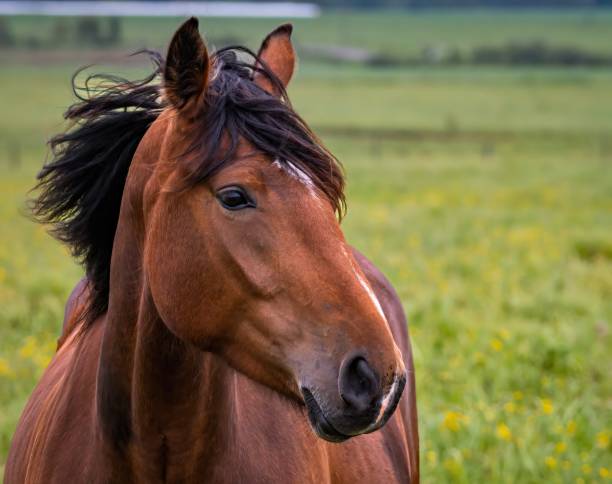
[340,245,389,325]
[354,269,387,323]
[340,246,407,414]
[273,159,317,195]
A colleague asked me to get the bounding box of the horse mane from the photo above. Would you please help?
[31,46,345,327]
[31,51,164,326]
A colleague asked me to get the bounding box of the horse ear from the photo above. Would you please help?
[255,24,296,96]
[164,17,210,112]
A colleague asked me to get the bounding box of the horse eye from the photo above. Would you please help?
[216,187,255,211]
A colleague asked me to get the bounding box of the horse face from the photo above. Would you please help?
[144,18,406,442]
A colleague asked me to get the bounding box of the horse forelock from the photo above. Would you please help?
[180,45,346,216]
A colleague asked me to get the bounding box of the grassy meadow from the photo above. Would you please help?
[6,10,612,57]
[1,10,612,483]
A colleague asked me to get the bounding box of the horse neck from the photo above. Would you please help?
[129,290,221,448]
[96,244,233,478]
[93,113,240,479]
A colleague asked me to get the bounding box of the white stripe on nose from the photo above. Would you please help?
[376,376,399,423]
[354,268,388,323]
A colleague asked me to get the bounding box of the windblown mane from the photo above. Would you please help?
[32,46,345,327]
[31,51,164,326]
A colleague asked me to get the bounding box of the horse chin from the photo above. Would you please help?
[301,387,351,443]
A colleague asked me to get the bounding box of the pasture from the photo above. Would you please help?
[6,10,612,58]
[1,10,611,483]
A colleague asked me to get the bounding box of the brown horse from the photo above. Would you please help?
[5,19,419,483]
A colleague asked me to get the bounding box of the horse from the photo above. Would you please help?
[5,19,419,483]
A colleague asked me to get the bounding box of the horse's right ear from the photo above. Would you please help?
[164,17,210,113]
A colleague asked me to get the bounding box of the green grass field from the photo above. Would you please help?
[6,10,612,57]
[1,10,612,483]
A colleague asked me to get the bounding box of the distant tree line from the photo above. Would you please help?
[314,0,609,6]
[327,0,611,7]
[303,40,612,66]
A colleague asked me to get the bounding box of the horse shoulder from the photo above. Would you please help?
[4,317,103,483]
[350,247,420,484]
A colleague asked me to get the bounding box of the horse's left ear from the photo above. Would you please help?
[164,17,210,113]
[255,24,296,96]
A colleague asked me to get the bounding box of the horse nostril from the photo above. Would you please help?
[338,356,380,413]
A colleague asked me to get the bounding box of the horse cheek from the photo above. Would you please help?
[144,201,219,346]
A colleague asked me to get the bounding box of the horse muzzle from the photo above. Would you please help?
[301,355,406,443]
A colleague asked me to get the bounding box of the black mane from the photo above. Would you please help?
[32,46,345,327]
[31,51,163,325]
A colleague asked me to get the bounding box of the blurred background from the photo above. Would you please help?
[0,1,611,482]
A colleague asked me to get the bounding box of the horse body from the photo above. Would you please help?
[5,19,418,483]
[6,251,416,483]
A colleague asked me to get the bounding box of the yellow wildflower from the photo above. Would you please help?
[490,338,503,352]
[18,336,37,359]
[426,451,438,466]
[0,357,14,377]
[600,467,610,479]
[555,442,567,454]
[442,411,469,432]
[540,398,554,415]
[576,478,585,484]
[545,456,557,470]
[504,401,516,414]
[513,391,524,401]
[596,431,610,449]
[496,423,512,442]
[443,457,461,476]
[33,353,51,370]
[566,420,577,436]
